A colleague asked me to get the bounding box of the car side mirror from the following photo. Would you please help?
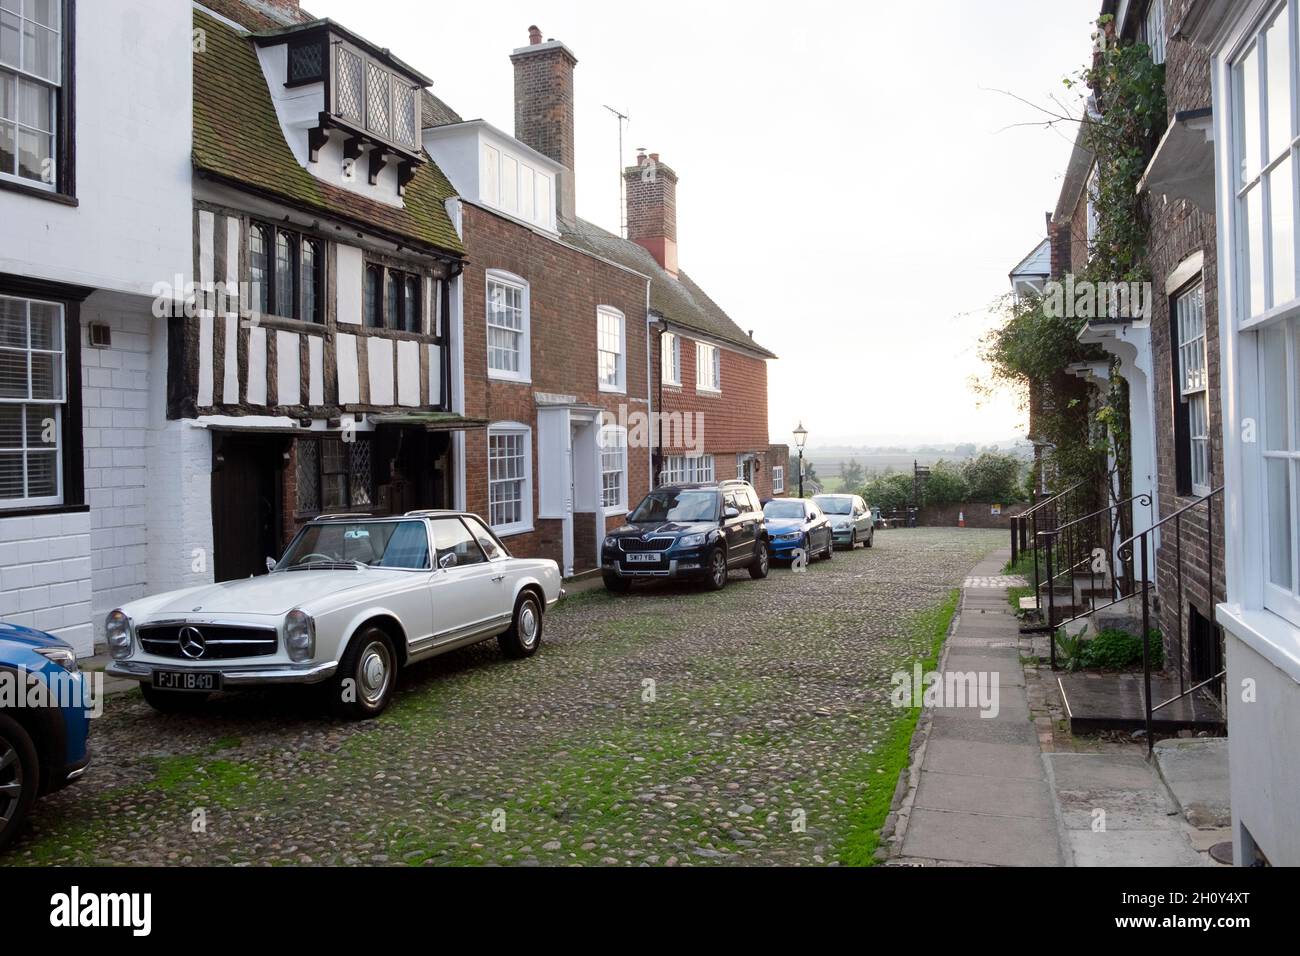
[438,552,458,570]
[265,556,276,572]
[724,506,740,520]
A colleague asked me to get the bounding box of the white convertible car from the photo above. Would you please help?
[105,511,563,718]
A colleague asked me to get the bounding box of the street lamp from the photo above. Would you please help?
[793,422,809,498]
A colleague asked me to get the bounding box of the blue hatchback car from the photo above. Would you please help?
[0,621,92,851]
[762,498,835,563]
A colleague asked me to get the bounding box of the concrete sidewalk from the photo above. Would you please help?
[892,548,1064,866]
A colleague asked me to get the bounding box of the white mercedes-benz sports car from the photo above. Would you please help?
[105,511,563,718]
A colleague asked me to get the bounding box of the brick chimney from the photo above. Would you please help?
[511,26,578,222]
[625,149,679,277]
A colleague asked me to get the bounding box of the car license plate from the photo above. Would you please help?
[625,552,661,563]
[152,670,222,692]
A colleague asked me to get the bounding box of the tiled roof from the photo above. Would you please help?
[192,9,464,256]
[422,91,463,128]
[558,218,776,359]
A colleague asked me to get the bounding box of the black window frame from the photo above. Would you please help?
[249,220,324,324]
[293,435,374,517]
[0,271,87,518]
[0,0,75,205]
[364,261,423,333]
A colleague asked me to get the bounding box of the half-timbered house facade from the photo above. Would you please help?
[183,4,472,582]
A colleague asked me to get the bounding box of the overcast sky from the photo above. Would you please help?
[305,0,1101,449]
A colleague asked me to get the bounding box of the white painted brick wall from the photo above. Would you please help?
[0,510,94,655]
[82,303,155,648]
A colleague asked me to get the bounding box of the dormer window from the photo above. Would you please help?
[258,21,428,195]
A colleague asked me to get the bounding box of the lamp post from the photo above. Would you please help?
[793,422,808,498]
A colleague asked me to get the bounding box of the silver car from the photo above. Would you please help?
[813,494,875,549]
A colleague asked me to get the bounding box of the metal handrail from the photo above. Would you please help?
[1118,486,1224,551]
[1039,492,1152,538]
[1131,486,1224,754]
[1021,479,1087,519]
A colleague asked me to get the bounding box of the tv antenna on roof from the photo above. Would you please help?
[603,104,629,237]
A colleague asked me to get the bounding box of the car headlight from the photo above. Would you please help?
[105,608,132,660]
[678,532,707,548]
[35,645,79,674]
[285,609,316,663]
[603,536,618,549]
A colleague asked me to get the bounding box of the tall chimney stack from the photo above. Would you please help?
[625,149,679,277]
[511,26,578,223]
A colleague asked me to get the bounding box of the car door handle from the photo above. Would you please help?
[491,574,506,582]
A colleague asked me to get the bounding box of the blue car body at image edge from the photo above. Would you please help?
[0,620,92,851]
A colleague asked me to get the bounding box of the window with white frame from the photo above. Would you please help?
[1086,163,1100,247]
[0,294,64,508]
[1175,282,1211,495]
[486,272,529,381]
[660,454,714,485]
[772,465,785,494]
[597,306,625,391]
[1261,319,1298,612]
[1142,1,1167,65]
[661,330,680,385]
[488,424,531,533]
[0,0,62,190]
[696,342,720,392]
[1229,1,1300,624]
[600,425,627,511]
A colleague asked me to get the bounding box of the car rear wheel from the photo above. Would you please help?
[499,591,544,659]
[866,529,874,548]
[331,627,396,720]
[823,534,834,560]
[141,684,211,713]
[0,714,39,852]
[749,540,770,579]
[849,530,857,550]
[705,547,728,591]
[602,572,630,593]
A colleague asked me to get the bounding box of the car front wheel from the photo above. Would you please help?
[332,627,397,720]
[749,540,770,579]
[499,591,543,659]
[823,533,834,560]
[602,572,630,593]
[705,547,728,591]
[866,529,874,548]
[0,714,38,852]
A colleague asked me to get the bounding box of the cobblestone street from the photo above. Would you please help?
[9,528,1002,866]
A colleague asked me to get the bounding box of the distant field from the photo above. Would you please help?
[806,453,950,477]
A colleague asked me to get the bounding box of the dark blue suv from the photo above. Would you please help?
[0,621,92,851]
[601,480,770,591]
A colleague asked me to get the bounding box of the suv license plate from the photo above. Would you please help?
[153,670,222,692]
[625,552,661,563]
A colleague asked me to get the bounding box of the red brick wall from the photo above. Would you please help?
[1144,6,1226,673]
[460,204,650,567]
[649,323,774,496]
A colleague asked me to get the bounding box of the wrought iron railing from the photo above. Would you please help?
[1009,480,1091,623]
[1117,487,1225,753]
[1036,492,1152,662]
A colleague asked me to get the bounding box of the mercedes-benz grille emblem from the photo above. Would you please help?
[178,626,206,660]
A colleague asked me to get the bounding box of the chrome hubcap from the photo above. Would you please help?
[358,641,392,706]
[519,602,539,647]
[0,738,23,828]
[712,552,726,584]
[759,546,768,573]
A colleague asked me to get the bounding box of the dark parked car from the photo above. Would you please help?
[602,480,769,591]
[1,621,92,852]
[763,497,834,562]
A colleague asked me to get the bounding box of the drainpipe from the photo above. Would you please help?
[644,280,655,489]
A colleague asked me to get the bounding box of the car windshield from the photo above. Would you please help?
[764,500,806,520]
[276,520,431,570]
[815,497,853,515]
[629,490,719,523]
